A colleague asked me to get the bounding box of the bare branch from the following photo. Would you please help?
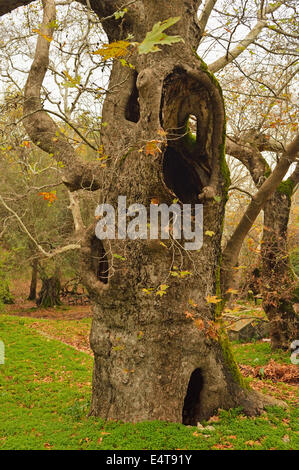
[225,136,269,186]
[209,2,283,73]
[228,186,253,199]
[22,0,103,191]
[198,0,218,33]
[222,133,299,289]
[67,190,85,234]
[0,195,81,258]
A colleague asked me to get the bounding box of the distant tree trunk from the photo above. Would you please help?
[28,258,38,301]
[36,273,61,308]
[261,188,299,350]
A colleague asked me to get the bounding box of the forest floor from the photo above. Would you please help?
[0,280,298,450]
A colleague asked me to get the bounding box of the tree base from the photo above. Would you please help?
[89,314,287,424]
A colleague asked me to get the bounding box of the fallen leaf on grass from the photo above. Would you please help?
[239,360,299,384]
[208,415,220,423]
[245,440,262,447]
[212,443,234,449]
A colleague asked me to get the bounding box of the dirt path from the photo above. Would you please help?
[5,279,92,320]
[5,302,92,320]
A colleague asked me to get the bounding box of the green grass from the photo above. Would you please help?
[0,315,298,450]
[232,341,291,366]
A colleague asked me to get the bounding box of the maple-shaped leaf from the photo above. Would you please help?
[156,284,169,297]
[194,318,205,331]
[206,325,219,341]
[184,310,194,320]
[138,17,184,55]
[206,295,222,304]
[39,191,57,205]
[226,288,239,294]
[92,41,131,60]
[145,139,162,156]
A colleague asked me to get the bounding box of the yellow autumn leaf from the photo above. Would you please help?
[205,230,215,237]
[32,28,53,42]
[92,41,131,60]
[194,318,205,331]
[206,295,222,304]
[226,288,239,294]
[142,288,153,295]
[145,139,162,156]
[188,299,198,308]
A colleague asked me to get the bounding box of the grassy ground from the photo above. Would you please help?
[0,314,298,450]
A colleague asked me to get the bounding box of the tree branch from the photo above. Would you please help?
[0,195,81,259]
[222,133,299,290]
[198,0,218,33]
[225,136,269,186]
[0,0,117,18]
[23,0,103,191]
[209,2,283,73]
[67,190,85,234]
[228,186,253,199]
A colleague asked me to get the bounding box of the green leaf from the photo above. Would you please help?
[114,8,127,20]
[113,253,126,261]
[205,230,215,237]
[138,17,184,55]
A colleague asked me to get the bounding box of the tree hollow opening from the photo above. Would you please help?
[125,71,140,123]
[161,70,213,203]
[90,235,109,283]
[163,146,202,203]
[182,368,204,425]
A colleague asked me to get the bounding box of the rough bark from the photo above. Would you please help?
[36,274,61,308]
[84,1,282,422]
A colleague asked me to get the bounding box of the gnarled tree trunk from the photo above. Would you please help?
[85,0,279,422]
[37,273,61,308]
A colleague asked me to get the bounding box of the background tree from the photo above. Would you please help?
[220,45,298,349]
